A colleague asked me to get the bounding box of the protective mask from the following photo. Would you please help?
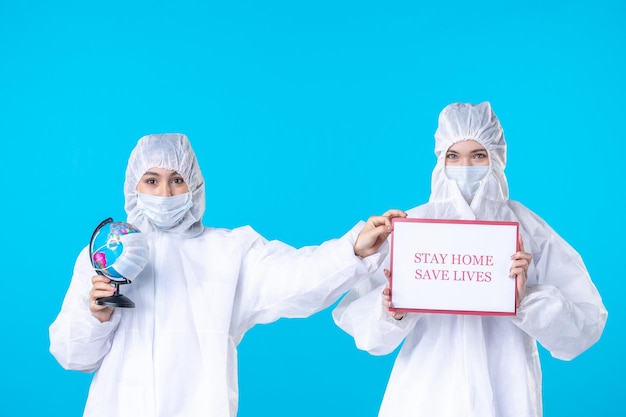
[110,232,150,281]
[445,166,489,204]
[136,192,193,229]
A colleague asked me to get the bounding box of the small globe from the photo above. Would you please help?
[90,220,145,281]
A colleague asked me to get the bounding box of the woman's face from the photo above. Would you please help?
[445,140,490,166]
[136,167,189,196]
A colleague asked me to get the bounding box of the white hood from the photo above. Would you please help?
[123,133,205,237]
[429,101,509,219]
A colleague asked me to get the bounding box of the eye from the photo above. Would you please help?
[145,178,157,185]
[172,177,186,185]
[446,153,457,160]
[474,153,487,159]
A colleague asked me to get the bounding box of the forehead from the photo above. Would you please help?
[447,140,486,153]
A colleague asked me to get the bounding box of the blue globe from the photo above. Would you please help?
[90,220,145,281]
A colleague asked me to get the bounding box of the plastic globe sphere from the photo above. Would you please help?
[90,220,144,282]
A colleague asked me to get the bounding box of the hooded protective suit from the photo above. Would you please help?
[50,134,385,417]
[333,102,607,417]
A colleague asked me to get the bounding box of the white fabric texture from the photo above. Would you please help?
[49,133,385,417]
[333,102,607,417]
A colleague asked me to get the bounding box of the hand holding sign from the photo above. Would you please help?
[382,268,406,321]
[354,209,407,258]
[510,234,532,308]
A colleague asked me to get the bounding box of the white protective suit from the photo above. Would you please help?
[333,102,607,417]
[50,133,385,417]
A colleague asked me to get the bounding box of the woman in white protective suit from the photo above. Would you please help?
[49,133,406,417]
[332,102,607,417]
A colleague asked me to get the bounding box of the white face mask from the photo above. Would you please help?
[109,232,150,281]
[136,192,193,229]
[445,166,489,204]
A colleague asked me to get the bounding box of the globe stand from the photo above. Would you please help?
[95,276,135,308]
[90,217,136,309]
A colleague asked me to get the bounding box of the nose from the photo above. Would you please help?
[155,183,174,197]
[459,157,473,166]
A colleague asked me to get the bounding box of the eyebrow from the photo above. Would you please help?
[142,170,182,177]
[445,149,487,157]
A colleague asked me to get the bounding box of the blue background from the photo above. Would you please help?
[1,0,624,415]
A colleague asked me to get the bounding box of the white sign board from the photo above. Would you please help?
[390,218,519,315]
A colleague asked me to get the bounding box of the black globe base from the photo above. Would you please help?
[95,280,135,308]
[96,294,135,308]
